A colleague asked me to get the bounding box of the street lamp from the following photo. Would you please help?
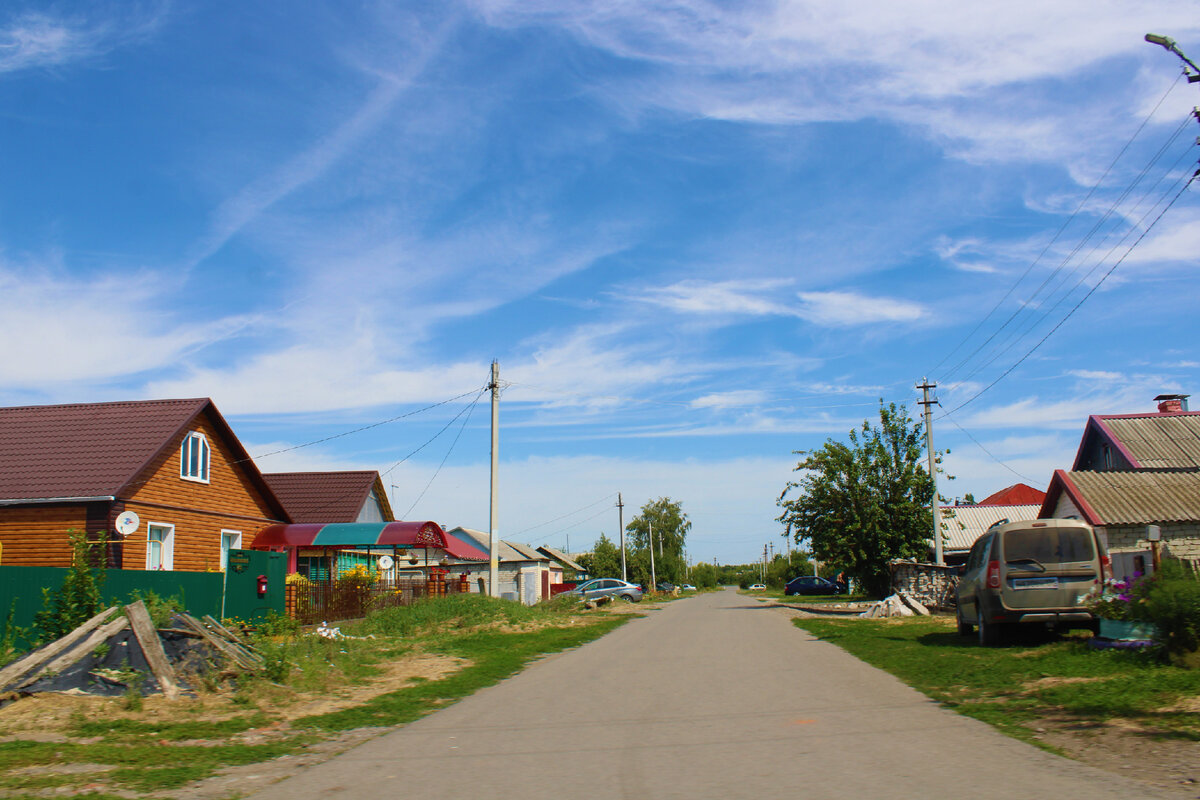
[1145,33,1200,82]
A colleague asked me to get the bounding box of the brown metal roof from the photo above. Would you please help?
[0,398,212,500]
[0,397,289,520]
[1063,470,1200,525]
[261,471,391,523]
[1099,414,1200,469]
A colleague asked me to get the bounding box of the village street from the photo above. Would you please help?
[248,589,1173,800]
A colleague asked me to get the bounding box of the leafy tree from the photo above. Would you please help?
[34,530,107,642]
[776,402,936,598]
[626,497,691,585]
[690,562,719,589]
[577,533,622,579]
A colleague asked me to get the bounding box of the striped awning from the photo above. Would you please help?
[250,521,489,561]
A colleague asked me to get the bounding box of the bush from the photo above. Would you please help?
[33,531,106,642]
[1132,559,1200,664]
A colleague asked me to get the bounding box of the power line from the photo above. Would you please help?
[929,73,1185,381]
[941,168,1197,418]
[252,386,486,461]
[380,387,490,479]
[402,389,486,519]
[509,492,620,538]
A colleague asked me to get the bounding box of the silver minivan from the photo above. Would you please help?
[955,519,1109,645]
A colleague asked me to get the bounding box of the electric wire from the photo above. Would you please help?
[941,169,1197,418]
[379,387,489,479]
[929,73,1185,381]
[508,492,620,538]
[939,112,1195,390]
[252,386,486,461]
[401,389,485,519]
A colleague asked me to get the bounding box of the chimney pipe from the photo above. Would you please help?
[1155,394,1190,414]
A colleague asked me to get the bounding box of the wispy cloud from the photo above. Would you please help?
[0,6,165,74]
[691,390,768,410]
[795,291,926,326]
[0,260,255,390]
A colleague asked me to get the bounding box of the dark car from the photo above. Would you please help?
[785,575,844,596]
[656,581,675,592]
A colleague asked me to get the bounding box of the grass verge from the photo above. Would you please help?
[0,595,630,798]
[793,615,1200,744]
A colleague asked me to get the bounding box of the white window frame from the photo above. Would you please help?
[146,522,175,571]
[220,529,242,571]
[180,431,211,484]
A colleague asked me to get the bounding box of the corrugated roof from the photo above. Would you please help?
[1098,414,1200,469]
[537,545,585,572]
[506,541,548,561]
[446,527,532,563]
[1061,470,1200,525]
[262,471,386,523]
[0,398,211,500]
[940,504,1042,551]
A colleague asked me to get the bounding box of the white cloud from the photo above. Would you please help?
[795,290,926,326]
[472,0,1200,170]
[0,6,165,73]
[635,278,797,316]
[0,263,257,388]
[691,390,768,410]
[634,281,928,327]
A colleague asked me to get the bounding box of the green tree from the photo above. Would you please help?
[577,533,622,579]
[626,497,691,585]
[34,530,107,642]
[776,402,935,598]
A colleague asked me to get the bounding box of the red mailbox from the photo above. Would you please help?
[256,574,268,597]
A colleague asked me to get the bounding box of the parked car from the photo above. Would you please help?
[784,575,844,596]
[955,518,1109,645]
[680,584,696,591]
[562,578,643,603]
[748,583,766,590]
[656,581,676,592]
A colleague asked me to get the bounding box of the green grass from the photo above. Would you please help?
[794,616,1200,742]
[298,614,628,730]
[0,594,631,797]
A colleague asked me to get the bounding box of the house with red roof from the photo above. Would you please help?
[0,398,289,571]
[1040,394,1200,569]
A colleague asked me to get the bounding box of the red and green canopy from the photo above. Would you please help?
[251,521,489,561]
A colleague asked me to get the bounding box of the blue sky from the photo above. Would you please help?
[3,2,1199,565]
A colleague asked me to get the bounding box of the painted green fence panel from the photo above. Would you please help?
[0,562,282,650]
[221,550,286,624]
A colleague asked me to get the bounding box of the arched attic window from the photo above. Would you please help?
[180,431,210,483]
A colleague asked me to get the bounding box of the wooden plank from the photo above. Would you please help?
[18,617,130,689]
[200,616,264,665]
[125,600,182,700]
[0,606,118,691]
[177,615,259,671]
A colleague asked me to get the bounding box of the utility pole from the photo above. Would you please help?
[648,520,657,590]
[617,493,626,582]
[917,377,943,566]
[488,361,500,597]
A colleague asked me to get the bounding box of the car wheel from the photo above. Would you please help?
[956,605,973,637]
[977,612,1002,646]
[621,593,637,603]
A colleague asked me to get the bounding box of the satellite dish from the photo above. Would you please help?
[377,555,395,570]
[115,511,140,536]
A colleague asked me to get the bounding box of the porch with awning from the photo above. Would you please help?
[250,521,489,561]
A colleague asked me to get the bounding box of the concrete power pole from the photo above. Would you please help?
[917,377,943,566]
[617,493,626,582]
[489,361,500,597]
[648,520,657,590]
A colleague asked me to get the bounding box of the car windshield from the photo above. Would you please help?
[1002,528,1095,564]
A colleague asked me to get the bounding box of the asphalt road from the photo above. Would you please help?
[249,588,1173,800]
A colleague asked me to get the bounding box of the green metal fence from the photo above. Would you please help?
[0,558,283,650]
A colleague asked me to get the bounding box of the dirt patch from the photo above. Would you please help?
[1022,676,1110,691]
[1029,716,1200,798]
[277,652,466,720]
